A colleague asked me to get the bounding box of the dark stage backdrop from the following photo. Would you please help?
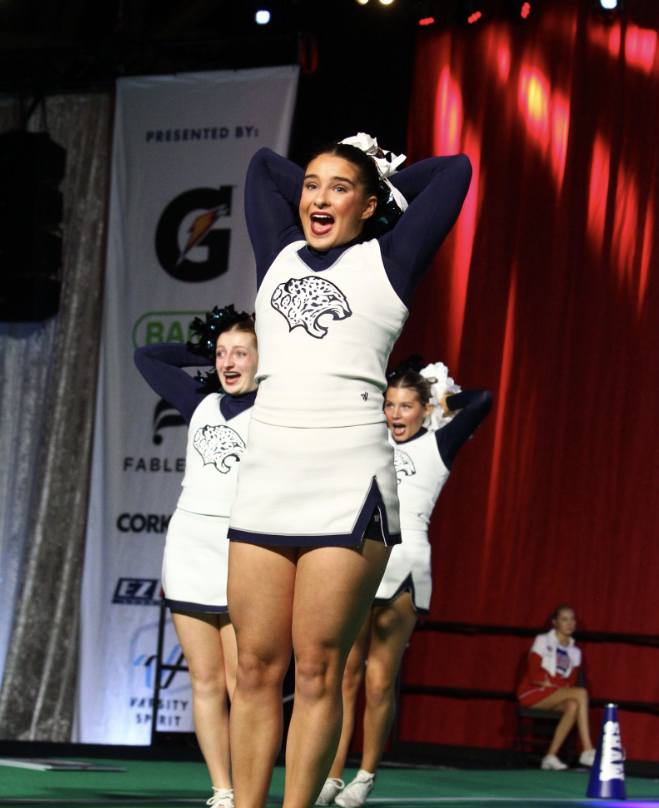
[387,0,659,762]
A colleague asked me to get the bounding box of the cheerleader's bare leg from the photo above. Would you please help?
[327,611,372,779]
[171,611,233,790]
[228,542,298,808]
[529,687,594,755]
[360,592,417,773]
[219,615,238,700]
[284,540,391,808]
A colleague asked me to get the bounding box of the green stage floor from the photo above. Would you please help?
[1,762,659,807]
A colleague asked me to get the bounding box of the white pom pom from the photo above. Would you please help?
[419,362,461,431]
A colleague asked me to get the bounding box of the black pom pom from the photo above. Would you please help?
[369,180,404,238]
[187,303,252,363]
[388,354,426,378]
[193,368,222,394]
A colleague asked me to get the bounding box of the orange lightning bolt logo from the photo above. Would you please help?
[177,204,229,265]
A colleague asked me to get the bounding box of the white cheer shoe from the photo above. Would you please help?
[579,749,596,767]
[540,754,568,770]
[315,778,345,806]
[207,787,234,808]
[335,770,376,808]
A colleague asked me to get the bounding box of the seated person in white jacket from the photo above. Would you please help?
[517,605,595,770]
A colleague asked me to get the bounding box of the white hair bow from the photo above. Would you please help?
[340,132,408,212]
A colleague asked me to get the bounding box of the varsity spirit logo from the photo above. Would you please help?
[193,424,246,473]
[271,276,352,339]
[129,620,193,733]
[393,449,416,484]
[155,186,232,282]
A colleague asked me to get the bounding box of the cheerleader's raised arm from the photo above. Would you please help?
[437,389,493,469]
[133,342,211,424]
[244,147,472,304]
[244,147,304,285]
[384,154,472,304]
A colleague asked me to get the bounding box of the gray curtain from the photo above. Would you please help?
[0,93,112,740]
[0,320,57,676]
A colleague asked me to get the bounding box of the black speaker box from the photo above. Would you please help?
[0,131,67,321]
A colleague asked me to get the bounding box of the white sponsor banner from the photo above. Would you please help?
[76,67,298,744]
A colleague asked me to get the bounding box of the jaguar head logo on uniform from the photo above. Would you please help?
[393,449,416,484]
[193,425,246,474]
[271,276,352,339]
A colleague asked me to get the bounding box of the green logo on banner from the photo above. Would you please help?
[132,311,206,348]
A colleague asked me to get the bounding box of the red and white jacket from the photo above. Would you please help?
[517,629,581,706]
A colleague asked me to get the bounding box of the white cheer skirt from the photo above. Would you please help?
[373,530,431,614]
[162,508,230,613]
[228,418,401,547]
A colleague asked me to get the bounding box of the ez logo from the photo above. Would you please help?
[113,578,160,605]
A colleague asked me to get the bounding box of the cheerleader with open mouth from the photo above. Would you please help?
[227,134,472,808]
[317,359,492,807]
[134,306,258,808]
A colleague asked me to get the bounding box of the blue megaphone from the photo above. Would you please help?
[586,703,626,800]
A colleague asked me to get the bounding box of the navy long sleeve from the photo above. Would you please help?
[436,389,493,470]
[244,148,472,306]
[383,155,472,303]
[134,343,211,425]
[244,148,304,285]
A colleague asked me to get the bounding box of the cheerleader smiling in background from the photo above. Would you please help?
[134,306,258,808]
[318,360,492,808]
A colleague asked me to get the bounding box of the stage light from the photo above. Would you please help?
[356,0,369,5]
[418,0,435,26]
[255,9,271,24]
[508,0,531,19]
[593,0,625,16]
[460,0,483,25]
[379,0,395,5]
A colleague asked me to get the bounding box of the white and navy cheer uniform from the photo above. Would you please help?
[375,390,492,613]
[228,148,472,548]
[134,344,256,612]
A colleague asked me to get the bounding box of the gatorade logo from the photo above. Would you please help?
[155,186,232,282]
[600,720,625,782]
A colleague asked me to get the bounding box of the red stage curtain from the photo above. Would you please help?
[393,0,659,761]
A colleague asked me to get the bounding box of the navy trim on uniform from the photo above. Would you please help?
[166,598,229,614]
[372,573,429,616]
[228,477,401,548]
[393,426,428,446]
[220,387,258,421]
[298,236,365,273]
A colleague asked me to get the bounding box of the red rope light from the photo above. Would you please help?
[467,10,482,23]
[521,2,531,18]
[419,16,435,25]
